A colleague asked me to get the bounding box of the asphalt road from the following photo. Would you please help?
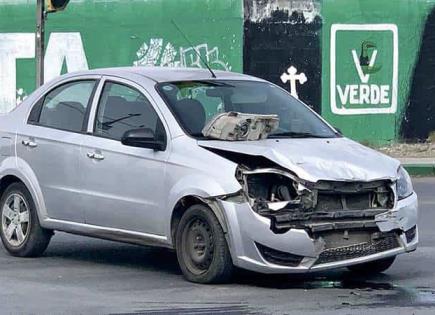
[1,178,434,315]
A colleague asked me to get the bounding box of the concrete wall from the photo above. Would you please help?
[1,0,435,145]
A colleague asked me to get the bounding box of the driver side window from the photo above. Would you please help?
[94,82,163,141]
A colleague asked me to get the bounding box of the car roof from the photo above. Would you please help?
[61,67,265,83]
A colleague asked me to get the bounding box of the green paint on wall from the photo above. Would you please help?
[0,0,243,112]
[321,0,435,145]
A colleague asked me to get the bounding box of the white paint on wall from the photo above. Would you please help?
[247,0,320,23]
[280,65,307,99]
[0,33,34,113]
[0,32,89,113]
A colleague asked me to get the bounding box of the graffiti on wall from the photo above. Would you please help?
[243,0,322,112]
[133,38,230,70]
[0,33,231,113]
[330,24,398,115]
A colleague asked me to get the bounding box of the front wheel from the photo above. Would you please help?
[347,256,396,274]
[0,182,52,257]
[175,204,233,283]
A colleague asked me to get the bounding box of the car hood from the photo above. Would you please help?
[198,137,400,183]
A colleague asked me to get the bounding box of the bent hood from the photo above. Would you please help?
[198,137,400,183]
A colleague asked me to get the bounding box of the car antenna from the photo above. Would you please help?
[171,20,217,78]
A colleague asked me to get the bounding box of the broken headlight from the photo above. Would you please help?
[397,166,413,200]
[236,167,309,214]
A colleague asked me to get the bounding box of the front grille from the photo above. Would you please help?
[256,242,304,267]
[314,232,400,265]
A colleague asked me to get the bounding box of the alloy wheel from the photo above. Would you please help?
[1,193,30,247]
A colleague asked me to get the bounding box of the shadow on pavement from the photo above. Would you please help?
[44,234,182,275]
[42,233,435,308]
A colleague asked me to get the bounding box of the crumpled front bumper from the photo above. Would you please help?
[219,192,418,274]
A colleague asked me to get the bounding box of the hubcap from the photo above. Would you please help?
[182,217,214,275]
[1,193,30,247]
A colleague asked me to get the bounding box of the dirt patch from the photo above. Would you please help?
[375,142,435,158]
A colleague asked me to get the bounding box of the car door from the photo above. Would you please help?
[16,78,99,223]
[79,77,170,236]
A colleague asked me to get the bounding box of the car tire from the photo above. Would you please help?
[0,182,52,257]
[175,204,233,284]
[347,256,396,274]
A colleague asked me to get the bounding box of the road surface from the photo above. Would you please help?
[1,178,434,314]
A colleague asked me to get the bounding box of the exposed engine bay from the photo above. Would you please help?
[236,163,398,265]
[205,147,396,236]
[202,112,279,141]
[237,166,395,234]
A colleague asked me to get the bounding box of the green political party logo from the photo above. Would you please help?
[330,24,398,115]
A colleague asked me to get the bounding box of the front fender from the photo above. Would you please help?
[164,173,241,245]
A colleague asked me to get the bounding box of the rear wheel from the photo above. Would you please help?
[175,204,233,283]
[347,256,396,274]
[0,182,52,257]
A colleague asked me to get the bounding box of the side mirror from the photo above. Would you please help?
[121,128,166,151]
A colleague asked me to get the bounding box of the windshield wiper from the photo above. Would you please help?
[268,131,333,139]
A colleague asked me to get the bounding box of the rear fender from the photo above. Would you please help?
[0,156,48,225]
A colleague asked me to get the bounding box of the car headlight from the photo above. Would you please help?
[397,166,413,200]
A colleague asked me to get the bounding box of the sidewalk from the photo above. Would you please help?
[399,158,435,176]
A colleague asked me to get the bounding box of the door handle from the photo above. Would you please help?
[87,152,104,160]
[22,139,38,148]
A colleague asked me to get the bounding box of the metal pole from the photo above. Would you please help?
[35,0,45,88]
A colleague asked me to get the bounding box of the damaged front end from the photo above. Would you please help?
[212,157,418,271]
[199,137,417,272]
[239,167,395,234]
[235,165,409,267]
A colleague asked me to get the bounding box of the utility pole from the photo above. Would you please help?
[35,1,70,88]
[35,0,45,88]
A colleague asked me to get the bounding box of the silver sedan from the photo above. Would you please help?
[0,67,418,283]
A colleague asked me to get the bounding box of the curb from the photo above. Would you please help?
[403,164,435,176]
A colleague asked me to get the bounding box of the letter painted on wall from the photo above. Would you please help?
[0,32,89,113]
[330,24,398,115]
[44,32,89,83]
[0,33,34,113]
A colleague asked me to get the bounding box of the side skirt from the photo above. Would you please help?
[42,218,171,248]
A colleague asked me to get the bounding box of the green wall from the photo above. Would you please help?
[2,0,435,144]
[0,0,243,112]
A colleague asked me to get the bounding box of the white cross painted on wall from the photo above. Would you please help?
[280,66,307,99]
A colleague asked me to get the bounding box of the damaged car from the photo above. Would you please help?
[0,67,417,283]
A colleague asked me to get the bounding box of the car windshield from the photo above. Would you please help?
[157,80,337,139]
